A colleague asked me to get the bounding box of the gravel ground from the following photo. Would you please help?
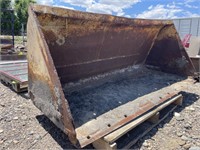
[0,80,200,150]
[133,81,200,150]
[0,83,75,150]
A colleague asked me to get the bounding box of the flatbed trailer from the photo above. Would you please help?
[0,60,28,92]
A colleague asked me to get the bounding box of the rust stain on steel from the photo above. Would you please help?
[28,4,195,148]
[35,9,166,83]
[33,6,194,83]
[146,25,195,76]
[28,5,78,146]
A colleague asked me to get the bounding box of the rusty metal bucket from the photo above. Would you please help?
[27,5,195,148]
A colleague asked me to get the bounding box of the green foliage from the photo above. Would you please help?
[0,0,13,35]
[14,0,36,35]
[0,0,12,10]
[0,0,36,35]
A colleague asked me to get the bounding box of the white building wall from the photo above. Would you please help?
[173,17,200,39]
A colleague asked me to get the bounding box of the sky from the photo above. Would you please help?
[36,0,200,19]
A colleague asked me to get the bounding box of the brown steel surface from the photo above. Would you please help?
[28,4,195,148]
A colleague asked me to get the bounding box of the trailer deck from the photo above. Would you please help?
[0,60,28,92]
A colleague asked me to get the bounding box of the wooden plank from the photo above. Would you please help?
[123,104,177,149]
[173,96,183,106]
[92,139,117,150]
[147,112,160,124]
[103,94,183,143]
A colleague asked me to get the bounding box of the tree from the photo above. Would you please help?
[0,0,36,35]
[14,0,36,35]
[0,0,13,35]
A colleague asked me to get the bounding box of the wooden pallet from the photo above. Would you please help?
[92,94,183,149]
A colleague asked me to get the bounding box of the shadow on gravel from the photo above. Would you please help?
[10,88,30,99]
[36,91,199,149]
[36,115,93,149]
[132,91,199,149]
[18,92,30,99]
[0,82,30,99]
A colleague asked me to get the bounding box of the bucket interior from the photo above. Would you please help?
[33,9,192,145]
[64,67,184,128]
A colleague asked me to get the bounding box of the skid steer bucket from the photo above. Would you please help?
[27,5,195,148]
